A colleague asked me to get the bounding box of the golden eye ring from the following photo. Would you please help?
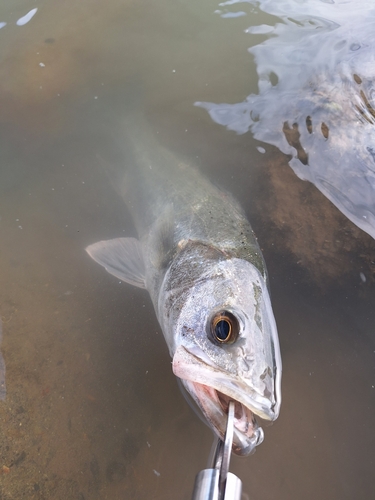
[210,311,239,344]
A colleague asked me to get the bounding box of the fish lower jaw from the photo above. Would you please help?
[172,345,272,454]
[186,380,264,456]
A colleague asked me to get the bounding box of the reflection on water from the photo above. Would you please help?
[196,0,375,241]
[0,1,374,499]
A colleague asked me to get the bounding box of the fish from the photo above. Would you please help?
[86,113,282,456]
[196,0,375,240]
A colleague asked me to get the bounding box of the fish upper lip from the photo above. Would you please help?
[172,345,279,421]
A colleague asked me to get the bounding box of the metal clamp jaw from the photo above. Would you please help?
[192,402,242,500]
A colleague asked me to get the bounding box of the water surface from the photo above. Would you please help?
[0,1,374,499]
[197,0,375,240]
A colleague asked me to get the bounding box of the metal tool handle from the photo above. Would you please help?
[192,402,242,500]
[192,470,242,500]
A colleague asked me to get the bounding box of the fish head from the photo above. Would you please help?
[158,243,281,456]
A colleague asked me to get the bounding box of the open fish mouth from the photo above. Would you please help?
[172,346,277,456]
[182,379,264,456]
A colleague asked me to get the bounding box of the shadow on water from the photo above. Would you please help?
[0,1,374,499]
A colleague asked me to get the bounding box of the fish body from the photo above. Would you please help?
[87,116,281,455]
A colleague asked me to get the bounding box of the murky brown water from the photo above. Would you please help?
[0,1,374,499]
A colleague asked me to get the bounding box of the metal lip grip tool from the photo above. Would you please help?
[192,402,242,500]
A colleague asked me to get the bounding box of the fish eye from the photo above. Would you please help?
[210,311,239,344]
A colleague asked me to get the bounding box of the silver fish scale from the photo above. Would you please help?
[112,116,266,286]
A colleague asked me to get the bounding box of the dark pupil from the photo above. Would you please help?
[215,320,230,341]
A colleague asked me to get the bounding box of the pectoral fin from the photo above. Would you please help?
[86,237,146,289]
